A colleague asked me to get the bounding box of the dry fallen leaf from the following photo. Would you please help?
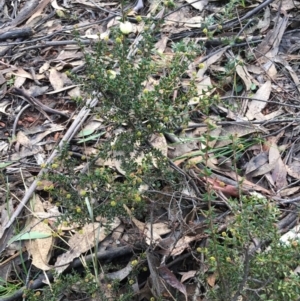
[236,63,254,91]
[51,0,66,10]
[246,81,271,120]
[124,204,171,245]
[269,141,287,189]
[180,270,197,283]
[159,265,188,301]
[185,0,208,11]
[49,68,71,91]
[25,195,53,271]
[54,218,120,275]
[245,152,268,175]
[171,234,204,256]
[207,272,217,287]
[146,252,167,298]
[155,35,168,54]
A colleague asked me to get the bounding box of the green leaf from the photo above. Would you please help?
[250,83,257,91]
[235,84,243,93]
[77,128,95,137]
[78,132,106,143]
[7,231,52,245]
[0,162,14,169]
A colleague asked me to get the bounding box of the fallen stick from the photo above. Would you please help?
[0,28,33,41]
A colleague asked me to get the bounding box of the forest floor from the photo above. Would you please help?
[0,0,300,300]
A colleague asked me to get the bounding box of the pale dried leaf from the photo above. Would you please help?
[56,50,83,61]
[0,100,11,115]
[168,132,198,159]
[14,76,26,88]
[263,108,284,120]
[180,270,197,283]
[16,131,32,148]
[280,186,300,197]
[54,218,120,274]
[25,195,53,271]
[183,16,203,28]
[246,81,271,120]
[106,263,132,281]
[11,148,41,161]
[272,158,287,189]
[148,0,162,15]
[155,36,168,54]
[149,133,168,157]
[185,0,208,11]
[257,6,270,32]
[111,223,125,241]
[207,273,217,287]
[256,16,288,62]
[286,162,300,179]
[274,56,300,93]
[250,163,275,177]
[236,64,253,91]
[51,0,66,10]
[280,224,300,244]
[68,86,81,98]
[31,124,65,144]
[196,76,213,98]
[0,200,14,239]
[263,61,277,79]
[0,73,5,86]
[268,142,287,189]
[123,204,145,232]
[197,48,227,80]
[163,10,187,32]
[107,16,119,29]
[150,222,171,236]
[145,222,171,245]
[214,124,259,148]
[272,0,299,11]
[170,235,200,256]
[39,62,50,73]
[49,68,64,91]
[26,0,51,24]
[73,0,117,8]
[12,68,32,79]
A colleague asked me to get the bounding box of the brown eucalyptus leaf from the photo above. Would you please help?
[245,152,268,175]
[286,162,300,180]
[158,265,187,301]
[147,252,166,298]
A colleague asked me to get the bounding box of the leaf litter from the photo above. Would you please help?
[0,0,300,300]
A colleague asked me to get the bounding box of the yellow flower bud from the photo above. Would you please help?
[198,63,205,69]
[79,190,87,196]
